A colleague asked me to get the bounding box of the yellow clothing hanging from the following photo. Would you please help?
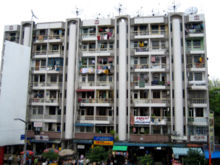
[139,41,144,47]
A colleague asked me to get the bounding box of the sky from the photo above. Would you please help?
[0,0,219,79]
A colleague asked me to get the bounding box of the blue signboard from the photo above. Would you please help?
[20,134,25,140]
[94,136,114,141]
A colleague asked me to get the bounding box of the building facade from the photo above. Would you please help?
[1,13,209,155]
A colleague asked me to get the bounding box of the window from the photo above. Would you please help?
[99,75,106,81]
[151,25,159,34]
[152,41,159,49]
[87,108,94,115]
[188,72,193,81]
[195,73,202,81]
[88,58,95,65]
[153,91,160,98]
[193,40,201,48]
[38,108,43,114]
[195,108,203,117]
[140,57,147,65]
[109,76,113,82]
[50,75,57,82]
[134,57,138,65]
[82,76,86,82]
[134,92,138,99]
[88,75,94,82]
[140,91,148,98]
[49,107,56,115]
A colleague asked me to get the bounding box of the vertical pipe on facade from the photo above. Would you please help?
[118,19,127,141]
[182,15,189,137]
[65,22,77,139]
[127,17,131,140]
[172,16,184,136]
[168,15,173,134]
[23,26,31,46]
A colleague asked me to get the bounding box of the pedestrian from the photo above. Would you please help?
[17,155,21,165]
[8,155,13,165]
[34,157,38,165]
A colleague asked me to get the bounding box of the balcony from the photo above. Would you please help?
[188,81,207,90]
[47,50,63,58]
[82,33,96,41]
[131,81,169,90]
[31,98,59,106]
[34,35,48,43]
[81,48,114,57]
[32,50,47,58]
[78,81,113,90]
[79,98,113,107]
[75,133,112,140]
[188,117,208,126]
[186,47,205,54]
[30,115,61,122]
[186,29,204,38]
[133,30,166,39]
[130,134,170,143]
[48,35,64,42]
[187,63,206,72]
[32,82,62,90]
[188,98,207,107]
[132,99,169,107]
[27,130,61,139]
[77,115,113,124]
[32,66,63,74]
[134,47,167,56]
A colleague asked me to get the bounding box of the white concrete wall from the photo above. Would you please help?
[65,23,77,139]
[172,17,184,136]
[0,41,31,146]
[23,26,31,46]
[118,19,127,141]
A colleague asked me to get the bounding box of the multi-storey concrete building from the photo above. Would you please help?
[1,12,209,160]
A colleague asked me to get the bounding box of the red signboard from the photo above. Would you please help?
[0,147,4,165]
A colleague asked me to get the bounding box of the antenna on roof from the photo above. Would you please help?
[96,13,101,19]
[168,0,180,13]
[136,6,143,17]
[31,10,38,21]
[185,7,198,15]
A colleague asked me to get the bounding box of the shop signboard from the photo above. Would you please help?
[94,140,113,146]
[134,116,150,124]
[190,135,207,142]
[94,136,113,141]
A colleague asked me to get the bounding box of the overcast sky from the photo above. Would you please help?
[0,0,219,79]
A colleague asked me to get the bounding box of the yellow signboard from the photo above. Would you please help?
[94,140,113,146]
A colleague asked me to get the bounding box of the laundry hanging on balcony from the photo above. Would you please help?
[139,41,144,47]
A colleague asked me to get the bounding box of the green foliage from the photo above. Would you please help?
[42,151,59,161]
[137,155,153,165]
[86,146,109,163]
[183,149,206,165]
[209,80,220,137]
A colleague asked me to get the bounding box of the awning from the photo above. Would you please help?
[112,146,128,151]
[75,123,94,127]
[204,150,220,159]
[172,147,203,158]
[76,89,94,92]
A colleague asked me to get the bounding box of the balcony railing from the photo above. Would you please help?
[188,117,208,123]
[78,115,112,121]
[133,47,167,53]
[189,98,207,104]
[48,35,63,40]
[187,63,205,68]
[133,30,166,36]
[79,98,113,104]
[31,98,59,103]
[47,50,63,55]
[133,98,169,104]
[32,66,63,72]
[33,50,47,55]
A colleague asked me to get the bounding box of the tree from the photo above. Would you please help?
[137,155,153,165]
[183,149,206,165]
[42,151,59,161]
[86,146,109,163]
[209,79,220,138]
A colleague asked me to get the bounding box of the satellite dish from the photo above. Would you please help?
[31,10,38,21]
[185,7,198,15]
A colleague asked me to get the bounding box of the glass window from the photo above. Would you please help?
[193,40,201,48]
[195,108,203,117]
[140,91,148,98]
[152,41,159,49]
[140,57,147,65]
[88,75,94,82]
[82,76,86,82]
[87,108,94,115]
[153,91,160,98]
[99,75,106,81]
[50,75,57,82]
[195,73,202,81]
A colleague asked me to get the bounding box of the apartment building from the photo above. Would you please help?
[1,12,209,157]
